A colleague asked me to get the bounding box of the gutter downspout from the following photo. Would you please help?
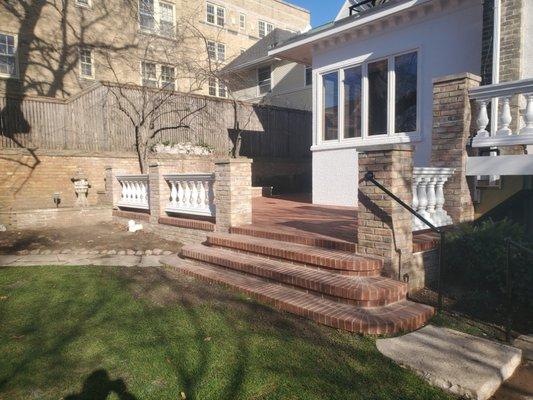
[490,0,501,184]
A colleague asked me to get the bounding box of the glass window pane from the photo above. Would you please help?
[368,59,388,136]
[322,71,339,141]
[258,66,271,94]
[395,52,417,133]
[343,66,362,138]
[305,66,312,86]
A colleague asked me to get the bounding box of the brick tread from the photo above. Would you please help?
[163,255,434,335]
[206,233,382,274]
[231,225,357,252]
[158,216,215,232]
[181,244,407,306]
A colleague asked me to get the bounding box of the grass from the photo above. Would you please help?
[0,265,454,400]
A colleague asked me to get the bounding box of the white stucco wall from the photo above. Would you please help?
[313,147,358,206]
[311,0,483,207]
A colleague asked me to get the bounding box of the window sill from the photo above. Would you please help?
[311,133,421,152]
[137,28,176,41]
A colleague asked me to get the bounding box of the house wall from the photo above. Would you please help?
[310,0,483,207]
[522,0,533,79]
[231,60,312,110]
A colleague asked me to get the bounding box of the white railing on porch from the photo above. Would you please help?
[164,174,216,217]
[412,167,455,231]
[470,78,533,147]
[116,174,150,210]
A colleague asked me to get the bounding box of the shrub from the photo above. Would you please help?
[444,219,532,332]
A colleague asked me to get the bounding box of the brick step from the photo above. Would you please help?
[206,233,382,276]
[162,255,434,335]
[231,225,357,252]
[181,244,407,307]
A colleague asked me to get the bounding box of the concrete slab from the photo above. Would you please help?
[138,255,163,267]
[376,325,522,400]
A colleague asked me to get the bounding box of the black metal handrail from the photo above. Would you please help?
[363,171,446,311]
[349,0,387,16]
[505,238,533,343]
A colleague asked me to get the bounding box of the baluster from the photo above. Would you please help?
[412,177,420,230]
[184,181,191,208]
[125,181,131,203]
[426,176,437,224]
[475,100,490,138]
[497,96,512,136]
[120,180,126,201]
[417,177,431,227]
[199,180,207,211]
[191,180,199,208]
[139,181,145,205]
[170,181,178,207]
[519,94,533,135]
[434,176,446,226]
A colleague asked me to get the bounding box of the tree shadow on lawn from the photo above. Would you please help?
[0,266,451,400]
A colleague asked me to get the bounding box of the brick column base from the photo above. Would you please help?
[357,145,414,282]
[214,158,252,232]
[105,166,126,208]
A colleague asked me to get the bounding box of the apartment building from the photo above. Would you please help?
[0,0,310,100]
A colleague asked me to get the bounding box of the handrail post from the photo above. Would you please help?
[505,238,512,343]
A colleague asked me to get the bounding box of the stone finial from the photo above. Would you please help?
[71,167,90,208]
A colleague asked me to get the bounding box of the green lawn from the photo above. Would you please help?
[0,265,454,400]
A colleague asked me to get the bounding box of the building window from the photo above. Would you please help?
[0,33,17,78]
[79,48,94,78]
[319,50,418,143]
[159,2,175,37]
[257,66,271,95]
[207,3,224,27]
[239,13,246,30]
[258,20,273,38]
[76,0,90,7]
[141,61,157,87]
[322,71,339,141]
[305,65,312,86]
[161,65,175,90]
[207,41,225,62]
[139,0,155,31]
[394,52,417,133]
[208,77,226,97]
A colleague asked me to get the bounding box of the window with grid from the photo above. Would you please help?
[258,66,271,94]
[239,14,246,30]
[216,43,225,62]
[258,20,273,38]
[161,65,175,90]
[139,0,155,31]
[207,41,216,60]
[207,3,224,27]
[79,48,93,78]
[76,0,90,7]
[305,66,312,86]
[218,80,226,97]
[159,2,175,36]
[0,33,17,77]
[208,78,217,96]
[141,61,157,87]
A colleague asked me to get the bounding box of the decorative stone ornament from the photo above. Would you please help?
[71,168,90,207]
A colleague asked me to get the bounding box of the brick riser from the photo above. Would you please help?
[206,233,382,276]
[181,245,408,307]
[231,226,357,252]
[163,256,434,335]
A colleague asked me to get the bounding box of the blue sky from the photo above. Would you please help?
[288,0,345,27]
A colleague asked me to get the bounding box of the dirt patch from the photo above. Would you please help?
[0,222,182,254]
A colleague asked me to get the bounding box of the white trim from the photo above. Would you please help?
[239,13,246,30]
[138,0,176,37]
[79,47,95,79]
[466,155,533,176]
[0,31,18,80]
[311,132,422,152]
[206,2,225,27]
[75,0,91,8]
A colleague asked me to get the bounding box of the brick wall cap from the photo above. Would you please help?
[1,205,111,214]
[433,72,482,85]
[358,144,414,153]
[215,157,253,164]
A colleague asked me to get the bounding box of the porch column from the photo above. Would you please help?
[214,158,252,232]
[357,144,414,283]
[431,73,481,223]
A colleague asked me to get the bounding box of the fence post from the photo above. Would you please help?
[214,158,252,232]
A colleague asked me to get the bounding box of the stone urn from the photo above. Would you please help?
[71,168,90,207]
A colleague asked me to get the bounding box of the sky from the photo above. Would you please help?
[288,0,345,27]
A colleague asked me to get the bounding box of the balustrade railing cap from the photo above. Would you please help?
[469,78,533,100]
[115,174,149,180]
[215,157,253,164]
[413,167,455,176]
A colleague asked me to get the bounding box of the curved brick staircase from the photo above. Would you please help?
[163,226,434,335]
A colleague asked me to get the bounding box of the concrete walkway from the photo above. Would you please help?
[376,325,523,400]
[0,253,169,267]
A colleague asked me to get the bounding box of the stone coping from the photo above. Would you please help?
[432,72,482,84]
[2,205,111,214]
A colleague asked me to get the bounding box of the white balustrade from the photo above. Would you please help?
[164,173,215,217]
[116,174,150,210]
[412,167,455,231]
[470,78,533,147]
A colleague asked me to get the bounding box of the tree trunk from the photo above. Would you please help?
[135,125,149,174]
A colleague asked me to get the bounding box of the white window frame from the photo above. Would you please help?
[239,13,246,30]
[257,65,271,96]
[140,61,158,87]
[208,77,226,98]
[314,48,421,150]
[138,0,176,37]
[206,2,225,27]
[75,0,91,8]
[258,20,273,38]
[207,40,225,62]
[79,47,95,79]
[160,64,176,90]
[0,32,18,79]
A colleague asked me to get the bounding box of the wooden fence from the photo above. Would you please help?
[0,82,312,158]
